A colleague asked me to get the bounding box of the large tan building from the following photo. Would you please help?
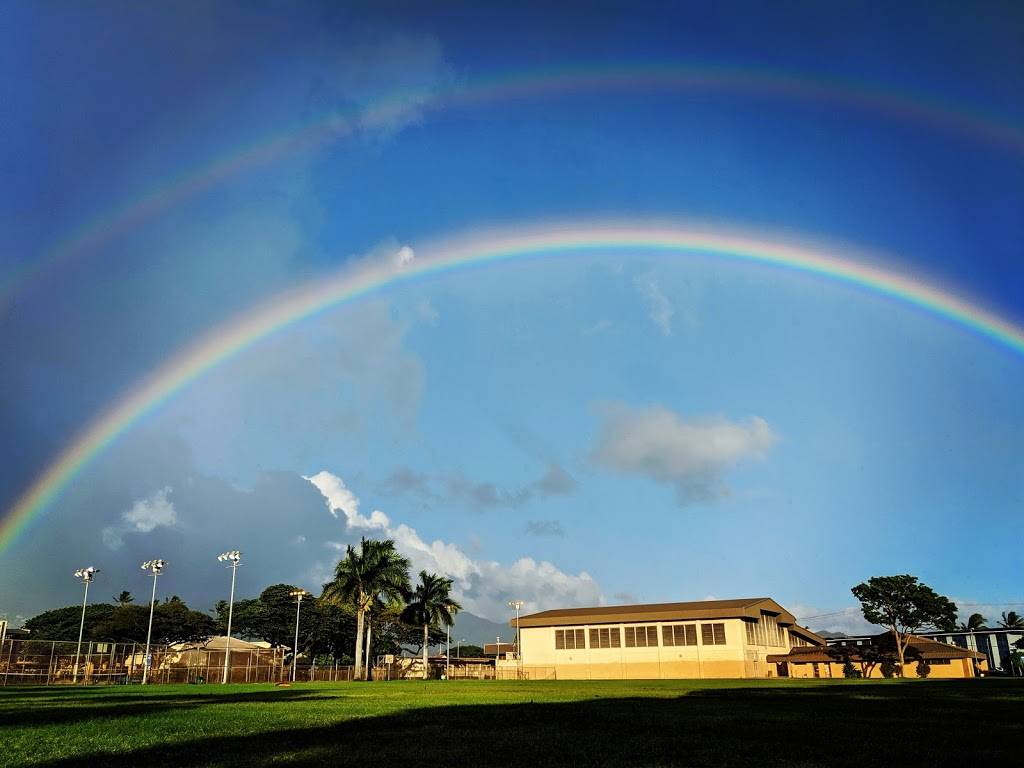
[513,597,824,679]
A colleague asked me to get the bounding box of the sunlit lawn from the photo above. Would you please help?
[1,678,1021,767]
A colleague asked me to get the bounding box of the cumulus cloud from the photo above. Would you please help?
[593,403,777,505]
[304,470,390,530]
[635,272,674,336]
[789,604,878,636]
[524,520,565,537]
[102,487,178,549]
[305,471,601,619]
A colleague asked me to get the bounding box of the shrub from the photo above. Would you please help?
[916,660,931,678]
[842,661,861,678]
[880,660,898,678]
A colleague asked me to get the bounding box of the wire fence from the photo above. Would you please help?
[0,638,556,685]
[0,638,289,686]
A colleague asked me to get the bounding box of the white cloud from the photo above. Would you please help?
[635,272,674,336]
[789,604,878,636]
[394,245,415,267]
[102,487,177,549]
[304,471,390,530]
[593,403,777,505]
[305,471,601,620]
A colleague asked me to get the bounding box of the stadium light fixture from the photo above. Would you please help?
[72,566,99,683]
[140,559,167,685]
[217,550,242,684]
[288,589,308,683]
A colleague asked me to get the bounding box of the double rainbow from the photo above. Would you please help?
[2,221,1023,556]
[3,62,1023,308]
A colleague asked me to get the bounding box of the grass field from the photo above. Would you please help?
[1,678,1021,767]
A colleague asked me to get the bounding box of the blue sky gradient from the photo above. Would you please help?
[1,1,1021,630]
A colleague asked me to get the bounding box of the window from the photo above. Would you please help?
[555,628,586,650]
[925,658,951,665]
[662,624,697,647]
[625,625,659,648]
[589,627,621,649]
[701,623,726,645]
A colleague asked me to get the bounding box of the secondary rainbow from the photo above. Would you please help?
[4,61,1023,308]
[3,221,1023,556]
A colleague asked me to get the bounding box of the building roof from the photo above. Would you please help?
[515,597,798,629]
[767,633,986,664]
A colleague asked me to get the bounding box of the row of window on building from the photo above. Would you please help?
[744,614,786,647]
[554,623,728,650]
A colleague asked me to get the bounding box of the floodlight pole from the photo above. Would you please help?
[289,590,306,683]
[219,551,241,684]
[140,560,165,685]
[508,599,524,679]
[72,571,95,683]
[446,624,450,680]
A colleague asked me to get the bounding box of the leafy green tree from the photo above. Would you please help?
[92,598,215,644]
[959,613,986,631]
[915,660,931,678]
[322,538,411,680]
[999,611,1024,629]
[400,571,461,680]
[23,604,117,641]
[851,575,957,676]
[113,591,134,607]
[215,584,311,648]
[304,600,358,665]
[880,659,898,678]
[458,643,486,658]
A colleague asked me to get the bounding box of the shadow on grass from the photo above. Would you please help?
[27,681,1024,768]
[0,689,349,727]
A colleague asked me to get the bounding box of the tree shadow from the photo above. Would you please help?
[0,688,350,727]
[25,681,1023,768]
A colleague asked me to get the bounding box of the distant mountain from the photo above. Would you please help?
[450,612,512,648]
[816,631,850,639]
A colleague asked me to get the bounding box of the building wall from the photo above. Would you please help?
[784,657,981,679]
[519,618,793,680]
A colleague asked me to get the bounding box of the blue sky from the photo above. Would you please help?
[1,1,1022,631]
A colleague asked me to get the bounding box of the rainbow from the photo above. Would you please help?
[3,61,1023,308]
[3,221,1023,556]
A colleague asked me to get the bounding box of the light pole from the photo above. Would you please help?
[289,589,308,682]
[72,567,99,683]
[217,550,242,684]
[140,559,166,685]
[457,638,466,659]
[508,599,524,678]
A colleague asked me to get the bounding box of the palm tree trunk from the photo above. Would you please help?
[365,619,373,681]
[423,624,429,680]
[354,594,365,681]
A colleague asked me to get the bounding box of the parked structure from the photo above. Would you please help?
[514,597,824,679]
[826,627,1023,676]
[770,633,987,678]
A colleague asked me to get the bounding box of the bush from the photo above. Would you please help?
[842,661,861,678]
[880,660,898,678]
[916,660,931,678]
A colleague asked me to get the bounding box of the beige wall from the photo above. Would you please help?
[784,657,982,679]
[520,618,794,680]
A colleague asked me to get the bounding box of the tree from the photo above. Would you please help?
[458,644,486,658]
[916,660,931,678]
[851,575,957,676]
[322,538,411,680]
[999,611,1024,629]
[113,591,134,607]
[959,613,986,631]
[215,584,311,649]
[400,571,461,680]
[23,604,117,641]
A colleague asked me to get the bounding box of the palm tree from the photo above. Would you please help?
[401,571,461,680]
[113,591,134,607]
[999,611,1024,629]
[322,538,410,680]
[959,613,987,631]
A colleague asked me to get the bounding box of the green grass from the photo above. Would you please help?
[1,678,1021,767]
